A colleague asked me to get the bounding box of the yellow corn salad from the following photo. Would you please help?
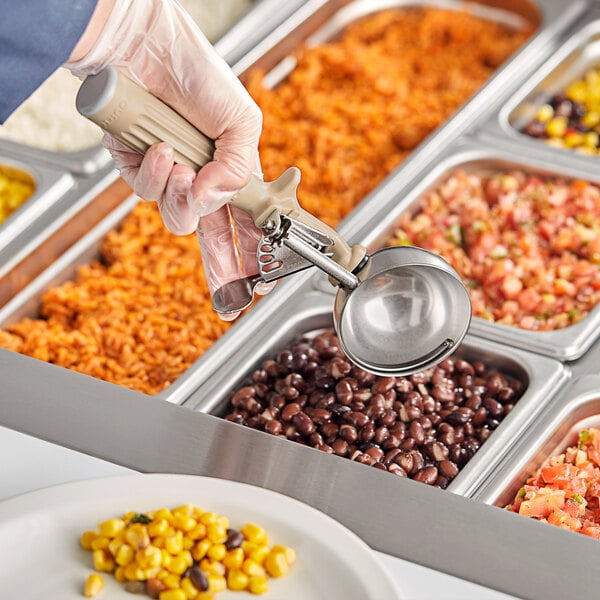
[80,504,296,598]
[0,164,35,224]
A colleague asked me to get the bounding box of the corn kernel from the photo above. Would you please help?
[199,512,219,526]
[172,504,195,518]
[546,116,568,138]
[173,514,197,532]
[207,574,227,594]
[227,569,249,591]
[114,566,127,583]
[248,545,269,565]
[241,540,258,555]
[199,558,226,577]
[80,530,98,551]
[125,524,150,550]
[192,539,211,561]
[93,549,115,573]
[222,548,244,571]
[99,518,126,538]
[207,543,227,561]
[264,551,290,578]
[159,589,187,600]
[166,554,189,575]
[149,518,170,537]
[115,543,135,567]
[125,565,146,581]
[187,523,207,541]
[566,80,588,103]
[154,508,175,524]
[165,531,184,555]
[207,523,227,544]
[242,558,266,577]
[585,131,599,147]
[535,104,554,122]
[83,573,104,597]
[270,545,296,565]
[137,545,163,569]
[162,573,182,589]
[241,523,268,545]
[564,131,584,148]
[582,111,600,128]
[107,535,125,557]
[181,577,199,599]
[248,575,269,595]
[90,536,110,551]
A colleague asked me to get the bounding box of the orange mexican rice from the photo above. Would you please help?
[0,202,231,395]
[247,7,532,227]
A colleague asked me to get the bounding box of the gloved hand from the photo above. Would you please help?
[66,0,270,319]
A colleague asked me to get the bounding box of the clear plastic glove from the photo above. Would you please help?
[66,0,270,319]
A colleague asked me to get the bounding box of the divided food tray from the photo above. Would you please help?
[184,289,566,498]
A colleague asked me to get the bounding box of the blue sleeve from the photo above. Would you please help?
[0,0,98,123]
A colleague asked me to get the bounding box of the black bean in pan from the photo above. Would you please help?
[223,330,525,488]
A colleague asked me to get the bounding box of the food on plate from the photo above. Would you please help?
[0,164,36,224]
[223,329,525,488]
[83,573,105,597]
[505,427,600,538]
[521,65,600,155]
[0,202,232,395]
[80,503,295,598]
[389,169,600,330]
[249,7,532,227]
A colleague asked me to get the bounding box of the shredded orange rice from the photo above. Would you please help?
[248,7,532,226]
[0,202,231,395]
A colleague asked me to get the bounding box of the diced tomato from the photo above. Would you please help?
[501,275,523,299]
[519,490,565,518]
[581,526,600,539]
[517,288,541,311]
[540,464,577,487]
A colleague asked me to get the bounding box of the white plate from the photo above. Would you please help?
[0,473,402,599]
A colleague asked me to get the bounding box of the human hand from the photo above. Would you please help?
[67,0,268,319]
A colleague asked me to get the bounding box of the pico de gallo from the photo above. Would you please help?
[505,427,600,538]
[389,170,600,331]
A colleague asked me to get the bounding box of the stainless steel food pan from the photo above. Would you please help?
[326,137,600,362]
[0,156,74,259]
[473,373,600,507]
[184,288,567,498]
[233,0,541,80]
[498,13,600,161]
[0,138,112,178]
[0,191,309,404]
[483,12,600,162]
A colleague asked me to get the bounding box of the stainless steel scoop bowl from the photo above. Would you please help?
[334,246,471,376]
[77,67,472,376]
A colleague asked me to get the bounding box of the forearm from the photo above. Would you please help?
[69,0,116,63]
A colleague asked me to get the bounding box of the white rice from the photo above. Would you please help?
[0,0,254,153]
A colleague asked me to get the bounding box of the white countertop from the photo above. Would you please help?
[0,425,519,600]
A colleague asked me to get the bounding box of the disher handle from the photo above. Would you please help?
[76,67,214,171]
[76,67,367,277]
